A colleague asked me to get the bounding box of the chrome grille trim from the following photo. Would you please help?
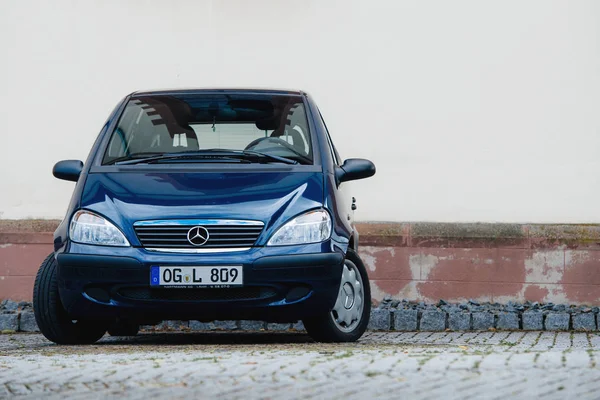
[134,219,263,227]
[133,219,264,250]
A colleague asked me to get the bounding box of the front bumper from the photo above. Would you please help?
[57,241,345,323]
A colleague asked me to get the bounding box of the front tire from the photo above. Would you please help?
[33,253,107,345]
[303,249,371,342]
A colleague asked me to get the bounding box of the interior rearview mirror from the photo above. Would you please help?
[53,160,84,182]
[335,158,376,184]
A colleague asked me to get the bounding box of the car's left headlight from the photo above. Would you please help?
[267,209,332,246]
[69,210,130,247]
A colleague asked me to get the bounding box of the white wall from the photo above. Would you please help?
[1,0,599,223]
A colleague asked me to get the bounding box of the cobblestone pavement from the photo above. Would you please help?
[1,331,600,399]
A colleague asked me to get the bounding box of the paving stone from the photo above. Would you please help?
[394,309,418,331]
[545,313,570,331]
[572,313,596,331]
[239,320,265,331]
[18,312,39,332]
[266,323,291,331]
[368,309,391,330]
[0,314,18,331]
[0,331,599,398]
[496,312,519,330]
[448,312,471,331]
[419,310,445,331]
[472,312,494,330]
[522,311,543,330]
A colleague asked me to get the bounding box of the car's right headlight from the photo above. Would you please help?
[69,210,130,246]
[267,209,332,246]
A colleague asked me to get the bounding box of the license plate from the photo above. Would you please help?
[150,265,243,288]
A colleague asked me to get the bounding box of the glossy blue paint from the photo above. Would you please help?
[78,171,324,246]
[52,89,375,324]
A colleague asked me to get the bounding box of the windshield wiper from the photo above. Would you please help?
[240,150,298,165]
[106,152,165,165]
[111,149,297,165]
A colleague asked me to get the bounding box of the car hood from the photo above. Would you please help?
[80,171,324,245]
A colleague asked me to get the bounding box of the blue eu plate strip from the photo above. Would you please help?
[150,266,160,286]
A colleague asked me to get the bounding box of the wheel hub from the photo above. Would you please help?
[342,282,355,309]
[331,260,364,332]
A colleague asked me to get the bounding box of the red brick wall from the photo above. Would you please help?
[359,223,600,305]
[2,220,600,304]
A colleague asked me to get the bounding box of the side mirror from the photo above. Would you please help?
[53,160,83,182]
[335,158,376,184]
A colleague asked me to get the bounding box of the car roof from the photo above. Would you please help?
[131,88,305,97]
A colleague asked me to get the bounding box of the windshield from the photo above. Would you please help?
[102,93,313,165]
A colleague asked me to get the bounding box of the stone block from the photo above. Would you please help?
[448,312,471,331]
[497,312,519,330]
[394,309,418,331]
[140,324,158,332]
[572,313,596,331]
[239,320,265,331]
[213,320,238,330]
[2,300,18,312]
[545,313,570,331]
[0,314,18,331]
[522,311,543,330]
[266,323,291,331]
[472,312,494,330]
[189,320,238,330]
[368,309,391,331]
[419,310,445,331]
[292,321,305,331]
[18,312,39,332]
[189,321,214,331]
[161,320,189,330]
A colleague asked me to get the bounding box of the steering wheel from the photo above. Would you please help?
[244,137,301,154]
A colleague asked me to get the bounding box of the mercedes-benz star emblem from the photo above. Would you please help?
[342,282,355,309]
[187,226,210,246]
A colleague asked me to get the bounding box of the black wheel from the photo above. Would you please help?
[303,249,371,342]
[108,321,140,337]
[33,253,107,345]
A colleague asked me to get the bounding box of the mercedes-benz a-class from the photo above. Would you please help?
[34,89,376,344]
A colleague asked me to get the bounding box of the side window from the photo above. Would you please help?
[319,110,341,165]
[286,104,311,155]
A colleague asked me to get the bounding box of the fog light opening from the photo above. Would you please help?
[285,286,311,302]
[85,287,111,303]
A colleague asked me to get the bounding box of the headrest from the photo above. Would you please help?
[255,117,280,131]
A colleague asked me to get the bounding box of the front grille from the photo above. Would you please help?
[118,286,278,302]
[134,223,263,249]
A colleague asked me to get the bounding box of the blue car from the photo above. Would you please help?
[34,88,376,344]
